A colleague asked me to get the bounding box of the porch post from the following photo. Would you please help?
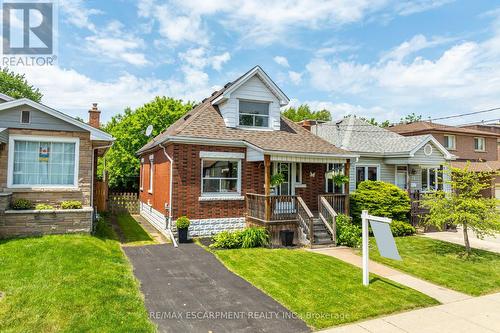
[264,155,271,221]
[344,159,350,216]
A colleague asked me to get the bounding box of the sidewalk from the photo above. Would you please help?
[308,247,470,304]
[423,228,500,254]
[320,292,500,333]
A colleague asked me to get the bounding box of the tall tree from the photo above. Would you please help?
[400,113,422,124]
[100,97,194,190]
[0,68,43,102]
[282,104,331,122]
[421,164,500,255]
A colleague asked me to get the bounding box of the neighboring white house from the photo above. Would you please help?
[311,116,455,193]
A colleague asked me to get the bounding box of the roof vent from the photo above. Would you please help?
[184,115,191,121]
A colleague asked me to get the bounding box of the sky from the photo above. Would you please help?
[8,0,500,125]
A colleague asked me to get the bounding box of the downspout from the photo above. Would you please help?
[91,143,113,220]
[159,143,178,247]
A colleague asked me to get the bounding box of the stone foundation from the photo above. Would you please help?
[0,207,93,238]
[186,217,245,237]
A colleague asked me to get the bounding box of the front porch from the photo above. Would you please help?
[245,155,351,247]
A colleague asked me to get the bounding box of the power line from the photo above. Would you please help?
[455,118,500,126]
[427,107,500,122]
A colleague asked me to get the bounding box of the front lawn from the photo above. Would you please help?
[368,236,500,296]
[215,248,437,329]
[115,213,157,246]
[0,234,156,332]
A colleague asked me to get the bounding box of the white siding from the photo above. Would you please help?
[350,157,395,192]
[140,202,167,230]
[218,75,281,130]
[246,147,264,161]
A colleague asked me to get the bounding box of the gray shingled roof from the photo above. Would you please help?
[312,116,433,155]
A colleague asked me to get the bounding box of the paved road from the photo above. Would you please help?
[320,292,500,333]
[424,228,500,254]
[124,244,310,333]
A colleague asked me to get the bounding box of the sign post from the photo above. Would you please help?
[362,210,401,286]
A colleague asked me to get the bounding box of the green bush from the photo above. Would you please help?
[11,198,34,210]
[35,204,54,210]
[350,181,411,224]
[210,231,243,249]
[176,216,190,229]
[61,201,83,209]
[390,220,416,237]
[336,214,361,248]
[241,227,269,248]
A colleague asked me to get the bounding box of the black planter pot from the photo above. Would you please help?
[280,230,294,247]
[178,228,189,243]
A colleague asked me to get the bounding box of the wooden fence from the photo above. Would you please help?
[409,191,428,226]
[108,192,139,214]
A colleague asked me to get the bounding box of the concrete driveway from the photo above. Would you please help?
[423,227,500,254]
[124,243,310,333]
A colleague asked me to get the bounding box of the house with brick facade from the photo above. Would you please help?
[389,121,500,199]
[0,93,114,238]
[137,66,358,245]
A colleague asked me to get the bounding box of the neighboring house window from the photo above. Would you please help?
[201,160,241,195]
[20,111,30,124]
[474,137,485,151]
[148,155,154,193]
[443,135,456,150]
[140,158,144,191]
[355,165,378,188]
[8,137,78,187]
[239,100,270,128]
[421,167,442,192]
[326,163,345,193]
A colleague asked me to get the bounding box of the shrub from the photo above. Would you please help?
[176,216,190,229]
[210,231,243,249]
[11,198,34,210]
[35,204,54,210]
[61,201,83,209]
[336,214,361,248]
[240,227,269,248]
[350,181,411,224]
[390,220,416,237]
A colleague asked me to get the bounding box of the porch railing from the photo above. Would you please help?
[321,194,349,215]
[246,193,298,222]
[297,197,314,245]
[318,196,337,246]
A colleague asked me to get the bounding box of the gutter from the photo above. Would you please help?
[159,142,178,247]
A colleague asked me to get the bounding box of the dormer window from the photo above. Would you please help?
[239,100,269,128]
[20,111,31,124]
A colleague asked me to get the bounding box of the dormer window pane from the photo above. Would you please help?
[239,101,269,127]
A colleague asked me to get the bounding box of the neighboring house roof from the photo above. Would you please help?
[138,88,354,158]
[312,116,454,159]
[451,160,500,172]
[0,98,114,142]
[0,93,15,102]
[388,121,500,137]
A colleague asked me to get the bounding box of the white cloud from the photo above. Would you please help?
[179,47,231,71]
[273,56,290,67]
[288,71,302,85]
[59,0,102,32]
[13,66,216,122]
[380,34,454,62]
[211,52,231,70]
[395,0,454,16]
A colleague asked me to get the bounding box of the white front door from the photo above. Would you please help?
[396,166,408,190]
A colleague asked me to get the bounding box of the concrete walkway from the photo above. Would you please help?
[308,247,470,304]
[320,292,500,333]
[423,228,500,254]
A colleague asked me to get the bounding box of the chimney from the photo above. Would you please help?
[88,103,101,128]
[298,120,313,131]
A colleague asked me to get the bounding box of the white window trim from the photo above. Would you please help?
[140,157,144,191]
[474,137,486,152]
[443,134,456,150]
[200,158,242,198]
[7,134,80,189]
[148,154,154,194]
[294,162,304,187]
[355,164,380,187]
[20,110,31,124]
[237,99,272,129]
[421,167,439,192]
[394,165,409,190]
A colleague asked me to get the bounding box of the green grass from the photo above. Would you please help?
[367,236,500,296]
[115,213,157,246]
[214,248,437,329]
[0,234,156,333]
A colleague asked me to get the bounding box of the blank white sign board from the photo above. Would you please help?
[370,220,401,261]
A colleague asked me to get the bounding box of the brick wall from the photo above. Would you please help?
[0,129,92,207]
[295,163,326,212]
[429,132,498,161]
[139,147,171,215]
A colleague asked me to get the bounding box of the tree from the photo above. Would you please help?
[0,68,43,102]
[421,163,500,255]
[343,114,390,127]
[400,113,422,124]
[282,104,331,122]
[100,97,195,190]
